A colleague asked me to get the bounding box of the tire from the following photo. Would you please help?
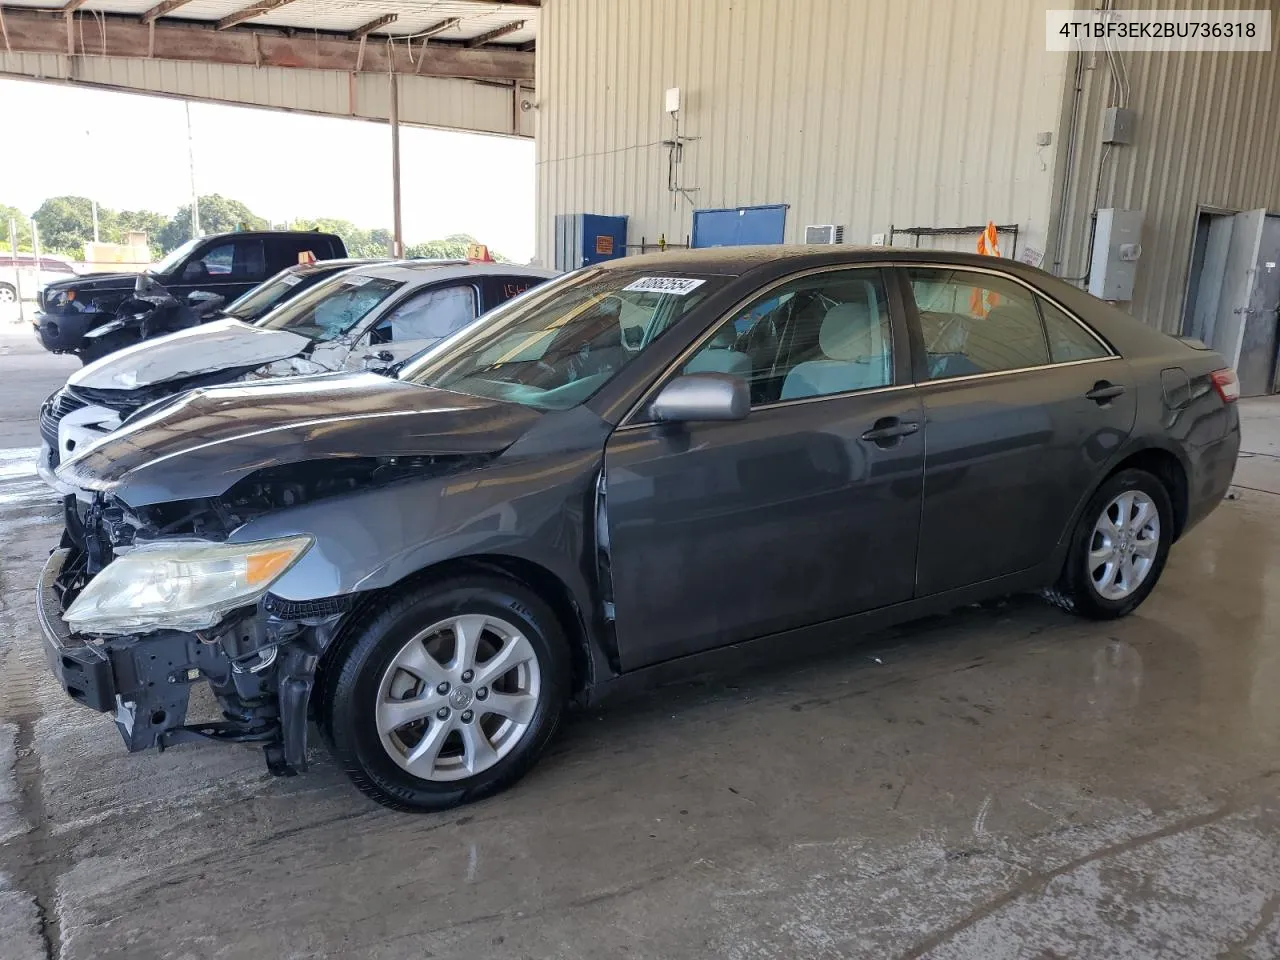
[0,283,16,304]
[323,575,570,812]
[1046,468,1173,620]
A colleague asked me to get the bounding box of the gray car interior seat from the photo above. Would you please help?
[781,298,891,400]
[685,327,752,378]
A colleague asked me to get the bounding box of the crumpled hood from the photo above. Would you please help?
[57,372,541,506]
[68,318,312,391]
[44,271,136,294]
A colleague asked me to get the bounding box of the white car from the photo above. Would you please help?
[1,253,78,304]
[38,260,557,492]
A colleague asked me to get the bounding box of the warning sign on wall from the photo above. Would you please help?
[595,235,615,255]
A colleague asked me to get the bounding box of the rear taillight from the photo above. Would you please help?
[1210,368,1239,403]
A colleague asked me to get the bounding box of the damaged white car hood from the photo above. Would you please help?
[68,319,314,391]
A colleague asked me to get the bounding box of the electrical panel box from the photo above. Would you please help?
[554,214,628,271]
[1088,208,1144,301]
[1101,107,1137,145]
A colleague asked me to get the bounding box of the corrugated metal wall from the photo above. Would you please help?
[535,0,1070,263]
[1050,0,1280,332]
[0,53,535,137]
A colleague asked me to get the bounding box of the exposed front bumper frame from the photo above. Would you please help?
[35,548,324,774]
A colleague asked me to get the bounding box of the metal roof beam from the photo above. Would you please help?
[465,20,524,48]
[1,8,535,80]
[216,0,300,31]
[416,17,460,40]
[140,0,198,25]
[61,0,91,11]
[348,13,397,39]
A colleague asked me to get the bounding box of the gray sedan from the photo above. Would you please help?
[39,247,1240,811]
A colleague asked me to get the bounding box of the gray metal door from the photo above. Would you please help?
[1237,216,1280,396]
[1210,209,1266,377]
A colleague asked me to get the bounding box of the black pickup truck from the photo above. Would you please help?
[34,230,347,355]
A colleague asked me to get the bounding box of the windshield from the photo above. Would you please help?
[150,237,203,276]
[224,267,321,321]
[255,273,404,341]
[399,268,724,410]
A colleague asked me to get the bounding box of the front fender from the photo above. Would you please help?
[227,445,606,617]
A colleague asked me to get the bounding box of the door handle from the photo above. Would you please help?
[860,418,920,445]
[1085,381,1125,404]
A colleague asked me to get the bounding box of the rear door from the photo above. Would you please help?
[269,234,331,274]
[481,274,545,312]
[902,266,1136,596]
[353,280,480,368]
[604,266,924,670]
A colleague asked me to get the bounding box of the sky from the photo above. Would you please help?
[0,78,536,262]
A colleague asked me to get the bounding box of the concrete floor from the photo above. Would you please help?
[1,324,1279,960]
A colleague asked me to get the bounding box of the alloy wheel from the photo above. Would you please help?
[374,614,541,782]
[1088,490,1160,601]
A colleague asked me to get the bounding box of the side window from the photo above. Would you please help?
[272,235,320,270]
[907,268,1049,380]
[682,269,892,405]
[182,242,232,281]
[1040,297,1109,362]
[483,275,542,310]
[372,284,477,342]
[181,240,266,283]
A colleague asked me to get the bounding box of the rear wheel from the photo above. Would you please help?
[324,575,569,811]
[1045,468,1173,619]
[0,283,17,304]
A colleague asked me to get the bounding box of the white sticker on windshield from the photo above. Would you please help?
[280,275,303,287]
[344,275,373,287]
[622,276,706,296]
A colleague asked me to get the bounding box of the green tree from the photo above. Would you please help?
[0,204,33,252]
[32,196,118,257]
[405,232,510,262]
[112,209,168,257]
[157,194,269,251]
[292,217,391,258]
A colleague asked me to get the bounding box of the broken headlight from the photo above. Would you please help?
[63,535,313,635]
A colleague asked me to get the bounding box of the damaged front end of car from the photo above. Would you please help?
[37,453,477,775]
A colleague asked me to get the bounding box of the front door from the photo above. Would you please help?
[604,267,923,671]
[903,267,1136,596]
[348,282,480,370]
[170,236,269,305]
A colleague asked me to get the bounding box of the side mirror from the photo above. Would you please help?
[622,325,644,348]
[651,373,749,424]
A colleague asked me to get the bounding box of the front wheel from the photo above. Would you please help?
[0,283,17,304]
[323,575,570,811]
[1045,468,1174,619]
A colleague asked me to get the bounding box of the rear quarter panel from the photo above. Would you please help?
[1028,270,1239,544]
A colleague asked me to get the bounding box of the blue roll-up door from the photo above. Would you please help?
[691,204,788,248]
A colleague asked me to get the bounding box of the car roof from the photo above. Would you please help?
[341,261,560,284]
[288,258,388,276]
[198,230,342,241]
[592,244,1048,278]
